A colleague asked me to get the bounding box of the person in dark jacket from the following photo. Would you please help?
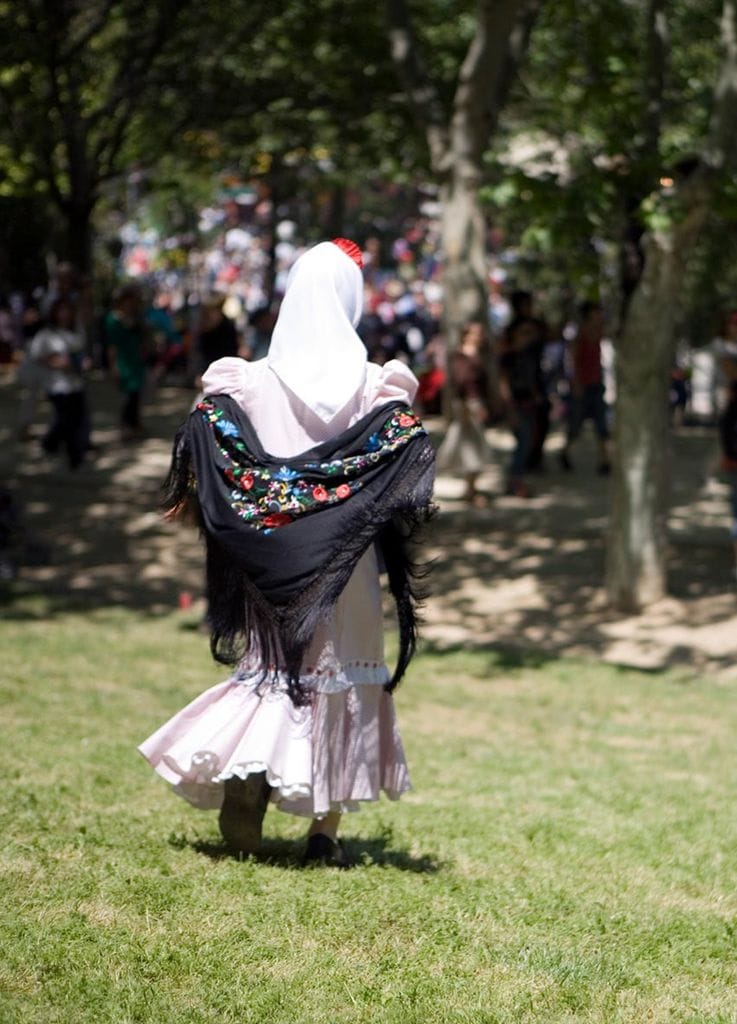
[719,379,737,582]
[194,296,240,385]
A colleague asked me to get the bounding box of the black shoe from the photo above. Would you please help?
[302,833,353,869]
[218,772,271,855]
[559,450,573,471]
[597,461,611,475]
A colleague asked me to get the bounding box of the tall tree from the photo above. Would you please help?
[0,0,269,272]
[387,0,543,349]
[470,0,735,608]
[606,0,737,609]
[154,0,427,297]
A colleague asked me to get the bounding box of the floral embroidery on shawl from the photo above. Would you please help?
[196,399,425,532]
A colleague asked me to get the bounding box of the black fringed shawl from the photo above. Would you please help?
[163,393,436,705]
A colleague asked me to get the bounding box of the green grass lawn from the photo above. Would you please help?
[2,605,737,1024]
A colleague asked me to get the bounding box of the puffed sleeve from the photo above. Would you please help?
[201,357,254,407]
[365,358,419,408]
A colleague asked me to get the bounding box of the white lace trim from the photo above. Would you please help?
[167,752,404,817]
[165,751,310,805]
[230,656,390,694]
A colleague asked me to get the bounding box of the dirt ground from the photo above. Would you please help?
[2,371,736,676]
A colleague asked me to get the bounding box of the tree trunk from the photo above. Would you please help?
[440,170,489,351]
[386,0,543,353]
[606,229,689,610]
[606,0,737,611]
[324,182,346,239]
[64,200,94,275]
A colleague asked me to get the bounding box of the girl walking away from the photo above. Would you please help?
[30,298,91,470]
[139,240,435,866]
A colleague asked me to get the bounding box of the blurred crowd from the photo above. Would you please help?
[1,192,737,508]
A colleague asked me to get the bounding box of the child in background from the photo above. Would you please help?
[30,298,91,469]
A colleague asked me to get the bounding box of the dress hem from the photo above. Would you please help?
[144,751,410,818]
[138,678,411,819]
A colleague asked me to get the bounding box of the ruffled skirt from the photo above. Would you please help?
[138,677,411,819]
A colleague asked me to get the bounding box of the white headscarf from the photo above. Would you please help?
[267,241,366,423]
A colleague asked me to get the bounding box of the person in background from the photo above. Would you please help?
[719,379,737,584]
[16,299,43,441]
[18,263,90,441]
[499,317,541,498]
[41,263,93,330]
[414,334,446,417]
[30,298,91,469]
[669,363,690,427]
[194,295,240,385]
[506,290,550,472]
[246,304,275,361]
[105,283,148,441]
[356,290,387,363]
[560,300,611,475]
[0,296,16,364]
[436,321,493,506]
[146,292,184,383]
[713,312,737,415]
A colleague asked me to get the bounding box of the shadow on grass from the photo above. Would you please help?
[419,640,557,671]
[172,833,442,873]
[418,638,713,679]
[4,375,735,674]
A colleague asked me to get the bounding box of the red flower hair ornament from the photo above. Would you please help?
[332,237,363,270]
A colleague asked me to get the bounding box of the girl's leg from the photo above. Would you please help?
[304,811,351,867]
[308,810,341,842]
[218,772,271,855]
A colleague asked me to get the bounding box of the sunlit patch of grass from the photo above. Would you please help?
[2,608,737,1022]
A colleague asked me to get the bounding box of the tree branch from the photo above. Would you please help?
[385,0,449,172]
[88,0,190,144]
[449,0,543,181]
[642,0,667,161]
[618,0,669,312]
[707,0,737,170]
[60,0,119,64]
[0,83,28,150]
[457,0,543,142]
[39,130,68,211]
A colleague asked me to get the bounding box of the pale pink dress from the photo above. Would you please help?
[139,356,418,818]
